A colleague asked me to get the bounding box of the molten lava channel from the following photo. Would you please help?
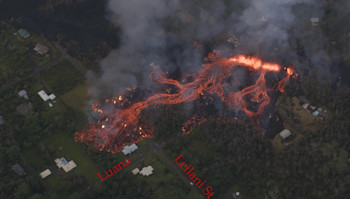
[75,53,294,153]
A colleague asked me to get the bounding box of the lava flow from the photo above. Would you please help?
[75,52,294,153]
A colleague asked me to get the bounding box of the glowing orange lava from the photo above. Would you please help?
[75,53,294,153]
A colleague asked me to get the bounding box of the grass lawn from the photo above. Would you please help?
[40,59,85,95]
[127,153,204,199]
[45,132,100,183]
[61,83,88,111]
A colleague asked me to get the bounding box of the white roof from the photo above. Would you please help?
[279,129,292,139]
[132,168,140,175]
[55,157,77,172]
[38,90,49,101]
[48,94,56,100]
[39,169,52,179]
[310,17,319,23]
[62,161,77,173]
[122,144,139,155]
[18,90,27,97]
[140,166,153,176]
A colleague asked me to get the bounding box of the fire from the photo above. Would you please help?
[75,53,294,153]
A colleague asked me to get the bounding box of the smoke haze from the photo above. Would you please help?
[87,0,330,102]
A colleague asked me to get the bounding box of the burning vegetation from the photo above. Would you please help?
[75,52,294,153]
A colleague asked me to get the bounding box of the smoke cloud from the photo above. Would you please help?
[87,0,330,103]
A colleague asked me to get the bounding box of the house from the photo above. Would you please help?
[279,129,292,140]
[310,17,319,26]
[38,90,50,101]
[39,169,52,179]
[48,94,56,100]
[122,144,139,155]
[0,116,4,126]
[38,90,56,102]
[12,164,26,176]
[34,43,49,55]
[18,89,28,100]
[132,168,140,175]
[55,157,77,173]
[233,192,242,199]
[18,29,30,38]
[139,166,153,176]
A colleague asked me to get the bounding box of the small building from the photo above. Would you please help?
[39,169,52,179]
[233,192,242,199]
[279,129,292,140]
[48,94,56,100]
[139,165,153,176]
[0,116,4,126]
[310,17,319,26]
[18,29,30,38]
[34,43,49,55]
[18,89,28,100]
[55,157,77,173]
[38,90,56,102]
[12,164,26,176]
[132,168,140,175]
[122,144,139,155]
[38,90,49,101]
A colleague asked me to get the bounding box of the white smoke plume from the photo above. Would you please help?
[87,0,330,102]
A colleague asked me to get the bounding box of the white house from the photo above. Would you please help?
[39,169,52,179]
[38,90,50,101]
[55,157,77,173]
[48,94,56,100]
[139,166,153,176]
[132,168,140,175]
[18,90,29,100]
[38,90,56,102]
[122,144,139,155]
[279,129,292,140]
[310,17,319,26]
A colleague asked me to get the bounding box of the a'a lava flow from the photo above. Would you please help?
[75,52,294,153]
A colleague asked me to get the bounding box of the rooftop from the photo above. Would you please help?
[132,168,140,175]
[18,29,30,38]
[122,144,139,155]
[12,164,26,176]
[34,43,49,55]
[140,165,153,176]
[38,90,49,101]
[39,169,52,179]
[18,90,28,99]
[55,157,77,173]
[279,129,292,140]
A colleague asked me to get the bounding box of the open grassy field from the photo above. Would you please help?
[45,132,100,183]
[40,59,85,95]
[61,83,89,111]
[126,153,204,199]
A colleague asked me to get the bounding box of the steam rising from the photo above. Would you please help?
[87,0,330,102]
